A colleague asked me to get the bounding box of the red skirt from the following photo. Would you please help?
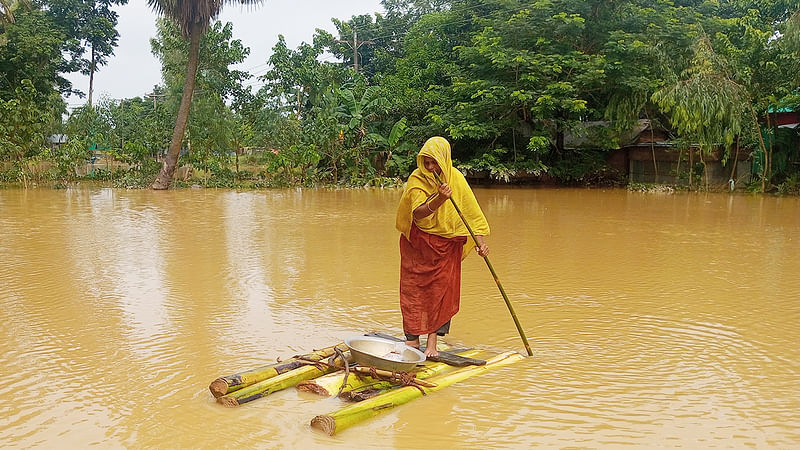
[399,224,467,336]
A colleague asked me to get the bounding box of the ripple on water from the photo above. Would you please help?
[485,309,800,447]
[2,188,799,448]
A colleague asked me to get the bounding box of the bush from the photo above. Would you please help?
[113,160,162,189]
[777,174,800,195]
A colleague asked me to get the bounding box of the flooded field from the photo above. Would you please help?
[1,187,798,448]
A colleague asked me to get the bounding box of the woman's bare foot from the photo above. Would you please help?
[423,333,438,357]
[405,339,420,349]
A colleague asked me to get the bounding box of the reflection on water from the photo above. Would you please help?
[1,187,798,448]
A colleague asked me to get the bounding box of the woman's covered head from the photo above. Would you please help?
[417,136,452,180]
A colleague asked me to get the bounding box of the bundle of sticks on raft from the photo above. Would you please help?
[207,334,524,435]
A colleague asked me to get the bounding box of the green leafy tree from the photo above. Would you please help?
[649,0,800,191]
[78,0,128,106]
[377,10,461,142]
[146,0,262,190]
[0,4,66,184]
[187,95,235,186]
[44,0,128,104]
[337,84,388,141]
[599,2,695,124]
[108,96,172,164]
[427,1,605,180]
[151,18,250,185]
[325,14,382,77]
[0,7,67,102]
[255,31,360,183]
[652,36,753,189]
[300,86,343,182]
[0,80,51,186]
[259,34,348,119]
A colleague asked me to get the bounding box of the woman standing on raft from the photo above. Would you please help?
[395,136,490,357]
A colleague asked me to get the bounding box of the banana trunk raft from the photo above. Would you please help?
[208,333,525,435]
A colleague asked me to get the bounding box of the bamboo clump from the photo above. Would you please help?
[208,343,348,398]
[310,351,524,435]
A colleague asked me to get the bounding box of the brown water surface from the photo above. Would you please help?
[1,187,798,448]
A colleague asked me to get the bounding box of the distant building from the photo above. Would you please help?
[47,134,67,149]
[566,120,751,187]
[766,107,799,129]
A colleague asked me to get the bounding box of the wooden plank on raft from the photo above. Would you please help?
[426,352,486,367]
[365,332,487,367]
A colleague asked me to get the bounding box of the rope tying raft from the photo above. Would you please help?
[332,347,351,397]
[296,351,436,395]
[364,367,427,395]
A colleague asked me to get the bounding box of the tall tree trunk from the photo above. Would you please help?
[1,0,17,24]
[729,136,739,190]
[555,126,564,155]
[646,114,658,183]
[700,150,708,190]
[152,21,202,190]
[88,44,96,108]
[296,89,302,119]
[750,107,769,193]
[235,147,240,179]
[765,110,773,190]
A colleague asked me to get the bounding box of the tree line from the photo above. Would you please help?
[2,0,799,192]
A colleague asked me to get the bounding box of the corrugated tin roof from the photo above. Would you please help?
[564,119,654,149]
[47,134,67,144]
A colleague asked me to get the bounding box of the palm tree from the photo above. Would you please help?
[147,0,262,189]
[0,0,14,25]
[1,0,30,25]
[787,9,800,54]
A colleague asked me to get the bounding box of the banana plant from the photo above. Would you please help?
[336,85,388,143]
[365,116,414,177]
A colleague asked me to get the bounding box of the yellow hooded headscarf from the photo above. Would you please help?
[396,136,490,259]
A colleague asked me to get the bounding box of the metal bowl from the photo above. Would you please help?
[344,335,426,372]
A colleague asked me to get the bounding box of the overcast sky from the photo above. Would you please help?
[64,0,384,108]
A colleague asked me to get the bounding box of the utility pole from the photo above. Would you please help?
[119,99,124,150]
[336,27,374,72]
[146,92,166,110]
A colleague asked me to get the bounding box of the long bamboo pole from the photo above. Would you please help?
[434,173,533,356]
[297,349,483,396]
[310,351,524,435]
[209,343,348,397]
[217,352,352,407]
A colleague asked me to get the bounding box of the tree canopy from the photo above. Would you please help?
[2,0,800,193]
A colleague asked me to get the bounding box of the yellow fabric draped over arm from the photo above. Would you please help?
[395,137,490,259]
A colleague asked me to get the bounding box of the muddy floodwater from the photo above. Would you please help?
[1,187,798,448]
